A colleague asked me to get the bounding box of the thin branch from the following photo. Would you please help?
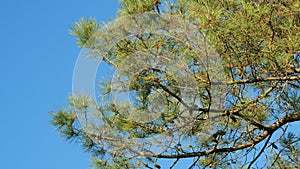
[247,133,273,169]
[229,83,278,130]
[158,83,189,108]
[148,112,300,159]
[188,156,201,169]
[92,47,119,69]
[169,158,180,169]
[228,75,300,85]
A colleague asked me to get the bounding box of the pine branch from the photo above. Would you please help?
[148,112,300,159]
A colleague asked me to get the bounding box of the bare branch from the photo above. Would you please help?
[228,76,300,85]
[247,133,273,169]
[149,112,300,159]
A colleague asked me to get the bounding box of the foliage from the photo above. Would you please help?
[51,0,300,168]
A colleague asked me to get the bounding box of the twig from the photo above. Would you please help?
[247,133,273,169]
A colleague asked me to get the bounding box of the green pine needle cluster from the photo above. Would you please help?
[69,18,100,48]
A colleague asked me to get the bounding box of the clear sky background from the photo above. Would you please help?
[0,1,118,169]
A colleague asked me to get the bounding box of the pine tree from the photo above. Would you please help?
[51,0,300,168]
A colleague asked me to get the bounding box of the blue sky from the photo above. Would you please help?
[0,1,118,169]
